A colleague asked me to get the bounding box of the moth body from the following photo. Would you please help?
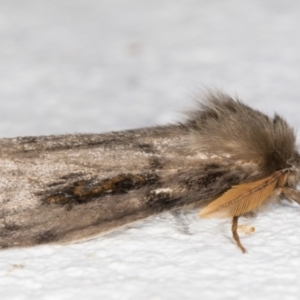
[0,91,299,253]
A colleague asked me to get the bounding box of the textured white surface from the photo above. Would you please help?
[1,0,300,299]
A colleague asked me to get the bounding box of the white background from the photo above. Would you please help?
[1,1,300,299]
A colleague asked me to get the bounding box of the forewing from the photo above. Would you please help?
[0,126,248,248]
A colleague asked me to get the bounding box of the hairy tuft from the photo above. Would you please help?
[185,91,299,174]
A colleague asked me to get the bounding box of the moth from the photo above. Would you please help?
[0,91,299,253]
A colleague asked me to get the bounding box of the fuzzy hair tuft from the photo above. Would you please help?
[185,91,299,175]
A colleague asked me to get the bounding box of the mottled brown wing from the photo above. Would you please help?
[0,125,248,249]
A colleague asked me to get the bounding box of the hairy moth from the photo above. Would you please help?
[0,91,299,252]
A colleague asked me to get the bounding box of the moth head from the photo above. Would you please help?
[284,152,300,187]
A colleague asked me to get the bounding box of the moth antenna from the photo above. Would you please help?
[232,216,247,253]
[199,171,282,218]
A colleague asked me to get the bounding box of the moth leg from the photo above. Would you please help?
[281,187,300,205]
[232,216,247,253]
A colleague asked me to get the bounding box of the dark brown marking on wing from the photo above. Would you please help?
[137,143,155,153]
[36,230,58,244]
[60,173,85,180]
[149,157,164,170]
[198,171,227,188]
[184,170,227,189]
[47,181,66,188]
[4,223,21,232]
[203,163,221,170]
[42,172,159,205]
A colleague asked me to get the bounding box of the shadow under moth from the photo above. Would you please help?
[1,92,300,253]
